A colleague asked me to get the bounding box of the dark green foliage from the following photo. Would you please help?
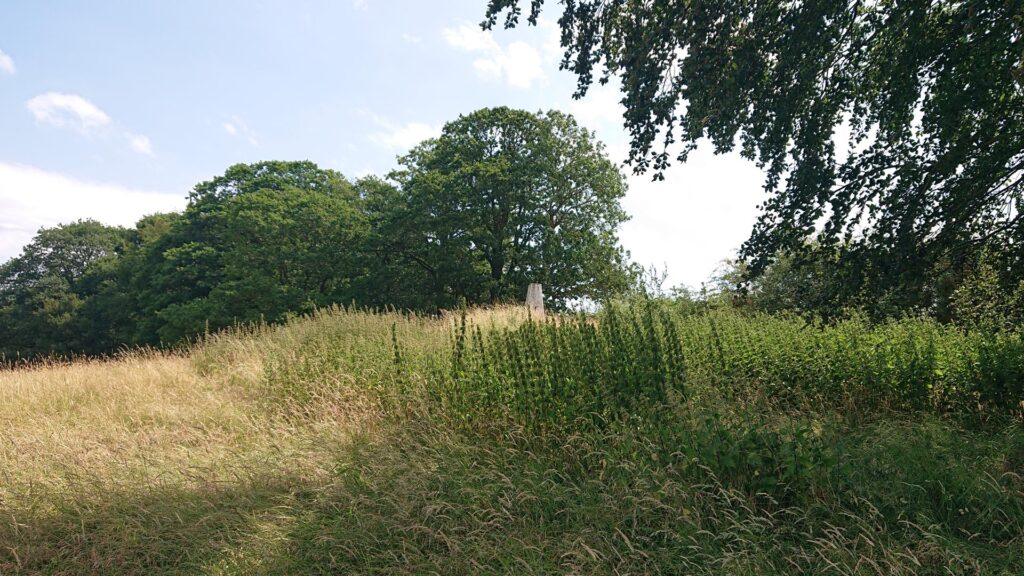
[440,303,1024,432]
[951,249,1024,331]
[483,0,1024,320]
[135,161,366,345]
[680,308,1024,420]
[255,301,1020,438]
[444,302,683,430]
[0,220,132,359]
[713,247,1024,326]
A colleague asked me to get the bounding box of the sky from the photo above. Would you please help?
[0,0,767,290]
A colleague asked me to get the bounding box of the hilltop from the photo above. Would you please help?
[1,303,1022,575]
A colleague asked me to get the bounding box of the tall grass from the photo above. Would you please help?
[2,302,1022,574]
[244,301,1023,427]
[668,307,1024,419]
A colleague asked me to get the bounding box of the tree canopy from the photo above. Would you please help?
[483,0,1024,315]
[385,107,635,309]
[132,161,367,344]
[0,220,131,358]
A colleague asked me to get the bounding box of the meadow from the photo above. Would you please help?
[1,302,1022,575]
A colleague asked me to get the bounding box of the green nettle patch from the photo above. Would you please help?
[443,303,684,430]
[246,301,1024,503]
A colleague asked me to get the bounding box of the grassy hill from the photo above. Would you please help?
[1,303,1022,575]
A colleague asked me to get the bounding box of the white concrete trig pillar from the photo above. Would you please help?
[526,283,544,317]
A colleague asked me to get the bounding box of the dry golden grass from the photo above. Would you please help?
[438,303,534,330]
[0,350,361,574]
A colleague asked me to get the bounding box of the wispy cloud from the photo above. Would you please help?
[27,92,111,131]
[26,92,155,156]
[442,20,560,89]
[401,33,422,44]
[352,0,368,11]
[0,49,15,75]
[127,133,154,157]
[222,116,259,146]
[370,121,440,151]
[363,110,440,151]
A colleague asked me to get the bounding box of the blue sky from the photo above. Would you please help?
[0,0,766,289]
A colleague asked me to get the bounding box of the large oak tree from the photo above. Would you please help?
[385,107,636,309]
[483,0,1024,315]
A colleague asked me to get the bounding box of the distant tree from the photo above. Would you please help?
[0,220,129,290]
[0,220,131,358]
[351,175,441,310]
[73,213,183,351]
[483,0,1024,317]
[135,161,367,344]
[387,107,635,309]
[708,253,841,317]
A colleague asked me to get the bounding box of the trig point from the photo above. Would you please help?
[526,283,544,317]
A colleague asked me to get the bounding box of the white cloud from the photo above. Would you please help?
[26,92,156,156]
[370,121,441,151]
[26,92,111,131]
[401,33,422,44]
[127,133,154,156]
[568,83,626,130]
[222,116,258,146]
[618,148,766,290]
[0,163,186,262]
[443,23,499,52]
[352,0,368,11]
[485,41,544,89]
[0,49,15,75]
[363,110,440,151]
[443,23,546,89]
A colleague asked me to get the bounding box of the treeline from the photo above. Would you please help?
[0,107,637,359]
[4,103,1022,361]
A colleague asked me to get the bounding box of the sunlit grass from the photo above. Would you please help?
[0,351,355,573]
[1,304,1021,574]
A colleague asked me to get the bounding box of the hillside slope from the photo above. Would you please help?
[1,305,1022,575]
